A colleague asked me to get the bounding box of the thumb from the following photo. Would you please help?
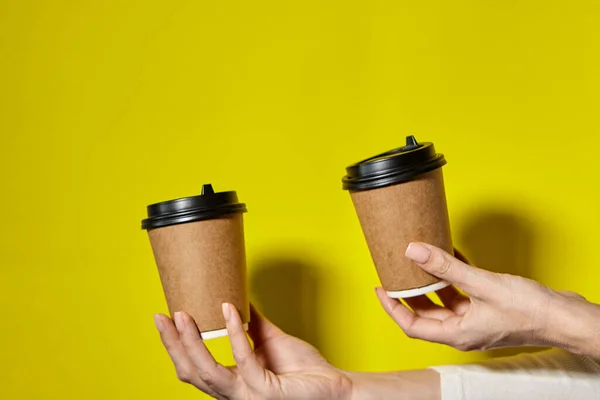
[405,242,494,297]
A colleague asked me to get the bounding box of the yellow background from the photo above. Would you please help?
[1,1,599,398]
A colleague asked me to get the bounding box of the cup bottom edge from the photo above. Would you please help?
[386,281,451,299]
[200,323,249,340]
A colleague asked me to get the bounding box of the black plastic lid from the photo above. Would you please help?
[342,135,446,191]
[141,184,247,230]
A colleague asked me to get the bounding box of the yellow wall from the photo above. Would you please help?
[1,1,599,398]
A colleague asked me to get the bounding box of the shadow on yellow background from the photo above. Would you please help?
[457,208,549,358]
[251,255,324,350]
[1,0,599,399]
[459,209,536,278]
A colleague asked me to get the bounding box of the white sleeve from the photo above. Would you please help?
[429,349,600,400]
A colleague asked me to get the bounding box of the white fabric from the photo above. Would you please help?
[430,349,600,400]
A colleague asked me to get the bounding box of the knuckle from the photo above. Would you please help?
[196,371,216,387]
[434,254,453,276]
[234,353,246,366]
[176,369,193,384]
[163,340,179,353]
[162,340,173,351]
[234,351,252,368]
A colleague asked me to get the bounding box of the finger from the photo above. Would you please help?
[405,242,494,297]
[223,303,271,390]
[248,304,285,346]
[376,287,418,328]
[376,287,459,344]
[435,286,470,315]
[403,295,456,320]
[154,314,218,396]
[174,312,236,395]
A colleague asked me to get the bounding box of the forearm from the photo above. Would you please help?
[546,295,600,359]
[345,369,440,400]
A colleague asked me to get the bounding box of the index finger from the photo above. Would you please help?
[154,314,219,397]
[406,242,496,298]
[223,303,270,391]
[175,312,237,395]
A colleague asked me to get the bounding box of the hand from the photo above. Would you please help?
[153,304,352,400]
[375,242,591,352]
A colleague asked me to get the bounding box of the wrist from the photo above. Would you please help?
[344,371,384,400]
[343,369,440,400]
[544,294,600,358]
[342,371,365,400]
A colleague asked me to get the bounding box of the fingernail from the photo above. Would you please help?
[405,242,431,264]
[222,303,231,321]
[174,312,185,332]
[153,314,163,331]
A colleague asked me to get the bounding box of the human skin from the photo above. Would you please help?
[154,306,441,400]
[376,242,600,359]
[152,242,600,399]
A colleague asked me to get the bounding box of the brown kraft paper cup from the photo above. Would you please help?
[350,169,453,296]
[342,136,453,298]
[142,184,249,339]
[148,214,250,336]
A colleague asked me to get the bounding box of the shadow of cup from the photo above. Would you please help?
[250,256,322,351]
[457,209,548,358]
[459,210,535,278]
